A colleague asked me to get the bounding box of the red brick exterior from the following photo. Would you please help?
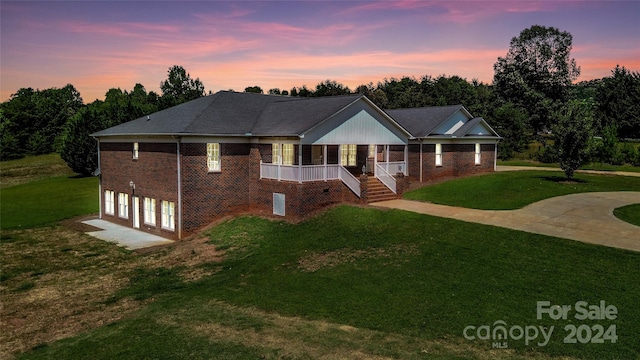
[248,147,360,221]
[100,142,179,239]
[180,143,252,236]
[99,140,495,240]
[408,143,495,184]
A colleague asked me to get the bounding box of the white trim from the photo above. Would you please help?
[144,197,156,226]
[97,138,102,218]
[207,143,221,172]
[435,143,443,167]
[104,190,115,215]
[118,192,129,219]
[161,200,175,231]
[177,140,182,238]
[419,143,423,183]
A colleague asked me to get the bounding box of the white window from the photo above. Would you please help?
[341,144,357,166]
[368,144,376,158]
[207,143,220,171]
[475,143,481,165]
[272,143,281,164]
[118,193,129,218]
[144,197,156,225]
[161,200,175,231]
[133,142,139,159]
[282,144,294,165]
[435,144,443,166]
[104,190,115,215]
[273,193,285,216]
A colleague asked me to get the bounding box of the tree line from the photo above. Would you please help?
[1,25,639,178]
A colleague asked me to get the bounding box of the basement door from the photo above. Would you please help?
[132,196,140,229]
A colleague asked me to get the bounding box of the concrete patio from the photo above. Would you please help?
[82,219,174,250]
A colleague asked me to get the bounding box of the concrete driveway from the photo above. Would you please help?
[373,192,640,252]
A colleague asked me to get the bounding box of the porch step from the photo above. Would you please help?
[367,177,397,203]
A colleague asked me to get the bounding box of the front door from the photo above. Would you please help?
[132,196,140,228]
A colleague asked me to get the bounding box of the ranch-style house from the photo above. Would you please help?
[92,91,500,240]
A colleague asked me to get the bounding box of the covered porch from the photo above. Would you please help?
[260,144,407,196]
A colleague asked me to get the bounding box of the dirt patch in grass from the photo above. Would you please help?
[297,244,420,272]
[0,222,225,359]
[160,301,573,360]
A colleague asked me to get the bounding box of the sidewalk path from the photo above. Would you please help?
[373,192,640,252]
[497,165,640,177]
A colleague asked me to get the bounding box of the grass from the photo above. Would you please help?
[614,204,640,227]
[0,153,75,189]
[404,170,640,209]
[497,159,640,173]
[0,153,98,229]
[3,154,639,359]
[0,175,98,229]
[18,206,640,360]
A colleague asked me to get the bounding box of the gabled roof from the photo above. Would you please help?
[452,117,500,137]
[385,105,500,139]
[384,105,467,138]
[92,91,368,137]
[251,95,364,136]
[92,91,498,140]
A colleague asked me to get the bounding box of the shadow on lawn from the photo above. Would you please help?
[537,175,588,184]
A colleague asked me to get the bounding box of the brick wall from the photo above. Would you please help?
[100,142,179,239]
[99,140,494,240]
[180,143,252,236]
[248,146,360,220]
[408,143,495,184]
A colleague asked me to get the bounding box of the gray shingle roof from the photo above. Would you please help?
[384,105,464,138]
[92,91,363,137]
[92,91,498,139]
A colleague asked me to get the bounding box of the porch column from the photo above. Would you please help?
[404,145,408,176]
[298,143,303,183]
[419,142,423,183]
[323,145,327,181]
[385,145,390,173]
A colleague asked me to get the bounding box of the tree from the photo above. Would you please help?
[268,88,281,95]
[313,80,350,97]
[60,103,105,176]
[244,86,263,94]
[0,84,83,158]
[59,84,158,175]
[553,101,594,180]
[493,25,580,134]
[159,65,205,109]
[595,65,640,139]
[491,102,529,159]
[355,83,388,108]
[377,77,425,109]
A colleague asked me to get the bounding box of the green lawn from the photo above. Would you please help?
[4,157,638,359]
[614,204,640,227]
[405,170,640,209]
[21,206,640,359]
[0,175,98,229]
[0,153,75,189]
[498,159,640,173]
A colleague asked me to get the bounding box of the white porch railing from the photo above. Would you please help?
[375,163,397,194]
[378,161,406,175]
[260,162,341,182]
[338,166,361,197]
[260,162,360,197]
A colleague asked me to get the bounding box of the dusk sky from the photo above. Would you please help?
[2,1,639,103]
